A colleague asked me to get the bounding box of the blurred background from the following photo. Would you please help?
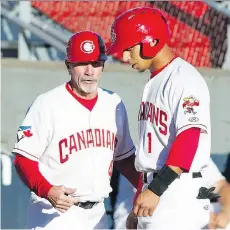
[1,1,230,229]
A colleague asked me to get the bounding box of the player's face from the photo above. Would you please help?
[70,61,103,95]
[122,44,152,72]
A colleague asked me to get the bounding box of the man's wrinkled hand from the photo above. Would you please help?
[47,185,79,213]
[133,189,160,217]
[126,211,138,229]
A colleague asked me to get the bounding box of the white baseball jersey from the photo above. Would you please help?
[12,83,135,202]
[135,57,211,172]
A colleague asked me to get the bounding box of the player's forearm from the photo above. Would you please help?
[166,127,201,171]
[218,181,230,216]
[14,154,52,198]
[167,165,183,175]
[212,179,226,193]
[133,173,143,204]
[113,154,140,189]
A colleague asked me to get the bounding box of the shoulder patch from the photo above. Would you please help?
[17,126,33,142]
[182,95,199,115]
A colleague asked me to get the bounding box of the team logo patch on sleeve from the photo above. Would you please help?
[17,126,33,142]
[182,96,199,115]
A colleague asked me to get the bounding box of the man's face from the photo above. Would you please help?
[122,44,152,72]
[69,61,103,95]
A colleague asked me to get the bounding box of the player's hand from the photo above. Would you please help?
[209,212,217,229]
[47,185,79,213]
[209,211,230,229]
[126,211,138,229]
[133,189,160,217]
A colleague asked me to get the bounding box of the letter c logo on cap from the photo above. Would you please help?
[80,40,95,54]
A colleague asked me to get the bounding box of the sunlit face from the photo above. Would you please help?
[122,44,152,72]
[69,61,103,95]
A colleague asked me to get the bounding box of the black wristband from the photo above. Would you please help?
[147,165,179,196]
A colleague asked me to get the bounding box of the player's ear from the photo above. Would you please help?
[65,60,71,76]
[149,39,158,48]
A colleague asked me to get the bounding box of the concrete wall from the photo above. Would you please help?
[2,59,230,154]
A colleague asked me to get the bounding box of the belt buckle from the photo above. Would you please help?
[74,201,98,209]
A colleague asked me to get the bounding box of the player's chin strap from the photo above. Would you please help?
[147,165,179,196]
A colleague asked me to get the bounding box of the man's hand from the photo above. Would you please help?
[126,211,138,229]
[209,211,230,229]
[47,185,79,213]
[133,189,160,217]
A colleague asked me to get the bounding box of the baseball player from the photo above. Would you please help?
[203,159,230,230]
[113,158,230,229]
[108,7,215,229]
[12,31,139,230]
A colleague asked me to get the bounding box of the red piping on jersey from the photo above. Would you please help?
[166,127,201,171]
[150,55,178,79]
[65,82,98,111]
[177,124,207,133]
[13,148,39,159]
[14,154,52,199]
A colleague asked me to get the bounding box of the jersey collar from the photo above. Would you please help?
[150,55,178,79]
[65,82,98,111]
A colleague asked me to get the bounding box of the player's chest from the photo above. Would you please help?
[52,102,118,135]
[139,79,171,116]
[137,78,171,136]
[143,78,168,103]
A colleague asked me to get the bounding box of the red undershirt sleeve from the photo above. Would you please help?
[166,127,201,171]
[14,154,52,199]
[133,172,143,204]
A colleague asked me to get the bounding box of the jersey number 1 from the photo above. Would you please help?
[147,132,152,153]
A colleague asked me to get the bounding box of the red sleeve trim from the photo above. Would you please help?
[14,154,52,199]
[166,128,200,171]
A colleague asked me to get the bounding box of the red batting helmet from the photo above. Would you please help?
[66,31,107,63]
[108,7,170,59]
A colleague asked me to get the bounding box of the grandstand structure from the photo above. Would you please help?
[1,1,230,68]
